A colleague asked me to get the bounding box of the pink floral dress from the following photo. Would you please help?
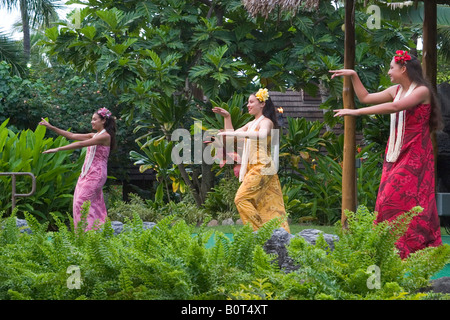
[73,144,110,230]
[375,92,442,258]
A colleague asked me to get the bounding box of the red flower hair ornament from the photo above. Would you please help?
[394,50,411,64]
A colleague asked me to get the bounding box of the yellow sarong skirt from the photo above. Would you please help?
[234,138,290,233]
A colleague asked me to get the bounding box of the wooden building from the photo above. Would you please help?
[269,89,364,144]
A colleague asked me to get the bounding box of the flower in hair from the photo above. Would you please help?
[98,107,112,118]
[394,50,411,64]
[255,88,269,102]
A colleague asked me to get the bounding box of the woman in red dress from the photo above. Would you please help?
[330,51,443,258]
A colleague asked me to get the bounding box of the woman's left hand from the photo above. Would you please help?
[42,148,59,154]
[217,131,236,136]
[212,107,231,118]
[333,109,358,117]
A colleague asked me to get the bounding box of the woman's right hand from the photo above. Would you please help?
[329,69,356,79]
[212,107,230,118]
[39,118,51,128]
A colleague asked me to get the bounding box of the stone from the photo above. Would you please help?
[207,219,219,227]
[235,219,243,225]
[263,228,297,272]
[16,218,32,234]
[297,228,340,251]
[429,277,450,294]
[263,228,340,273]
[120,221,157,234]
[12,218,155,235]
[111,221,124,235]
[143,221,156,230]
[221,218,234,226]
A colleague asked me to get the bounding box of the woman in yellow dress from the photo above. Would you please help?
[213,89,290,233]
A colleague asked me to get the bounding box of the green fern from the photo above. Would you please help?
[287,205,449,299]
[0,203,447,300]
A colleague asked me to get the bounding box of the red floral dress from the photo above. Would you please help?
[375,88,442,259]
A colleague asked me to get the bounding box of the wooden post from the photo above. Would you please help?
[341,0,357,228]
[422,0,438,192]
[422,0,437,89]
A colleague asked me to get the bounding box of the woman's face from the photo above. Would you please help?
[247,94,264,115]
[387,58,406,83]
[91,113,106,131]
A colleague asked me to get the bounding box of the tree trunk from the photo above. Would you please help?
[177,82,215,207]
[341,0,357,229]
[177,164,203,206]
[19,0,31,60]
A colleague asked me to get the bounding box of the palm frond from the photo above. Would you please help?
[438,25,450,63]
[0,30,26,76]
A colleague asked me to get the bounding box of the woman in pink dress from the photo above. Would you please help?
[40,107,116,231]
[330,51,443,258]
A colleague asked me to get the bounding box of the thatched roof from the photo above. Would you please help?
[242,0,450,18]
[241,0,320,17]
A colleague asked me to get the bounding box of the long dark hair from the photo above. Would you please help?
[397,54,443,132]
[253,93,279,129]
[96,110,117,152]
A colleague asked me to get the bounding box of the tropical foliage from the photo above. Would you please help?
[0,0,449,301]
[0,119,84,224]
[0,0,447,222]
[0,205,448,300]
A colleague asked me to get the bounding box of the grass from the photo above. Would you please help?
[196,223,449,237]
[195,223,338,235]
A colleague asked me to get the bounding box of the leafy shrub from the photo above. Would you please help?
[167,200,210,226]
[107,193,163,223]
[282,141,382,225]
[287,205,450,299]
[0,119,84,225]
[203,176,240,218]
[0,205,448,300]
[108,193,209,225]
[0,206,283,300]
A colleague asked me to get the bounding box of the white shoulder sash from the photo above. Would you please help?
[238,115,266,182]
[385,83,417,163]
[80,129,106,177]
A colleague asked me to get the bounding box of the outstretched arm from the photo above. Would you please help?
[329,69,395,105]
[39,118,94,141]
[334,85,430,117]
[42,133,110,153]
[217,118,273,140]
[211,106,251,137]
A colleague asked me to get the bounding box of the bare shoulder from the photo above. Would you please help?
[386,85,400,98]
[413,85,431,104]
[258,118,274,129]
[92,131,111,146]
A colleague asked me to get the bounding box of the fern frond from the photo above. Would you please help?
[1,210,19,245]
[252,245,278,277]
[23,211,48,235]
